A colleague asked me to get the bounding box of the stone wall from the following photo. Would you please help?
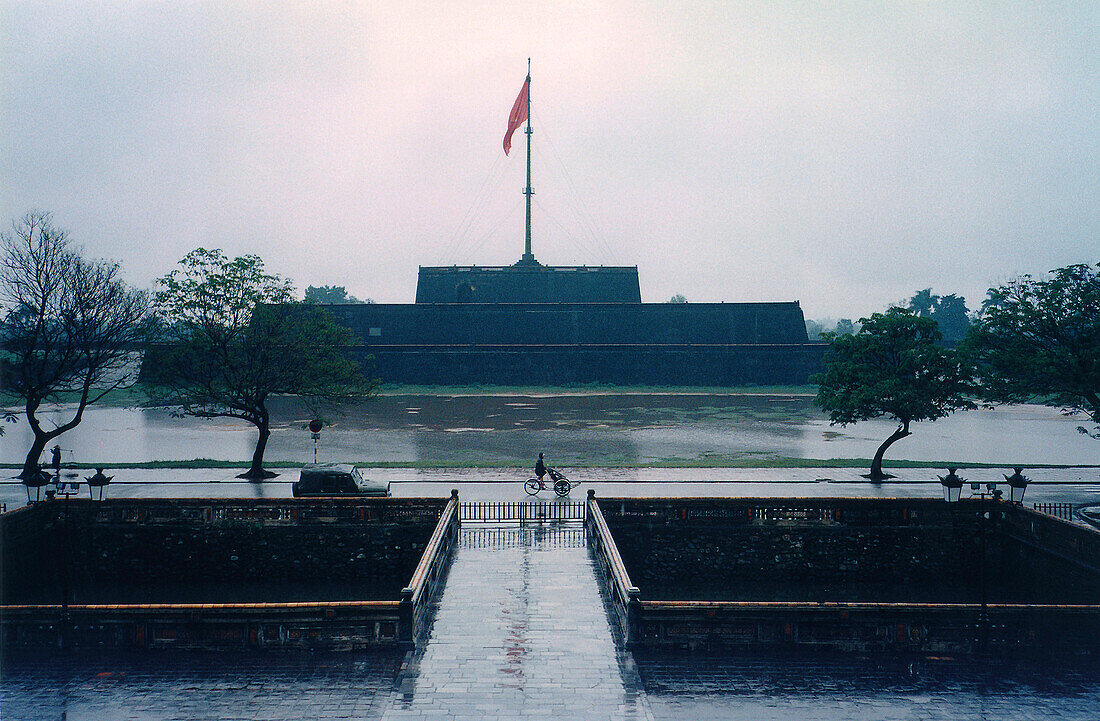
[598,498,1100,604]
[141,301,821,386]
[346,343,826,385]
[326,302,810,346]
[594,498,1100,651]
[1,498,447,606]
[415,265,642,303]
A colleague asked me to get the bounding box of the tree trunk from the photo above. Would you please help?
[20,432,52,480]
[866,420,911,481]
[20,396,90,479]
[239,419,277,479]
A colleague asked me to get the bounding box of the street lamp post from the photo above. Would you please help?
[49,464,108,649]
[938,467,1031,651]
[1004,467,1030,504]
[54,471,82,649]
[84,468,113,501]
[309,419,323,464]
[937,467,964,503]
[21,466,53,504]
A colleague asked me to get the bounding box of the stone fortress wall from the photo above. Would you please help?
[317,263,824,385]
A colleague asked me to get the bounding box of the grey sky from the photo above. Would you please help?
[2,1,1097,319]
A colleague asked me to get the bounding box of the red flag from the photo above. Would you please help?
[503,78,529,156]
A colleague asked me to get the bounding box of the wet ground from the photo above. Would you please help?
[4,466,1099,518]
[4,394,1099,467]
[4,524,1099,721]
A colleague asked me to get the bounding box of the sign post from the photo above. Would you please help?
[308,420,323,464]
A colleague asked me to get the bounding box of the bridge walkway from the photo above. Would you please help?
[382,522,652,720]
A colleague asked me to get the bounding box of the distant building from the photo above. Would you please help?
[294,74,824,386]
[322,259,823,386]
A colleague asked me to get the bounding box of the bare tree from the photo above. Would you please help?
[1,211,151,478]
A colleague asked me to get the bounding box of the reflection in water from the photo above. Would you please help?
[636,649,1100,720]
[1,649,405,721]
[4,394,1098,467]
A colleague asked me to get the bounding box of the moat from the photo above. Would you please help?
[4,394,1099,468]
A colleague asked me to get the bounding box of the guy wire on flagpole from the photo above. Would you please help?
[523,57,534,264]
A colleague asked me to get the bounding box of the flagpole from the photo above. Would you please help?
[522,58,535,264]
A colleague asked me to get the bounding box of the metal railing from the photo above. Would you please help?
[460,525,586,550]
[1032,502,1074,521]
[400,492,460,643]
[586,494,639,644]
[459,501,586,523]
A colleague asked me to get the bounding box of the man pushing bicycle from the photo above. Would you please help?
[534,452,548,489]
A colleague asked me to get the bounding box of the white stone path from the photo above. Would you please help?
[381,524,653,721]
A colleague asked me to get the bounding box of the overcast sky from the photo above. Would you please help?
[2,1,1097,319]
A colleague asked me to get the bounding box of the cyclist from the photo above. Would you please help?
[534,452,547,489]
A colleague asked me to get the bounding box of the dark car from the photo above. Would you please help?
[292,464,390,497]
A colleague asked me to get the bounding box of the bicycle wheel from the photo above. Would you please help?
[525,478,542,496]
[554,479,571,497]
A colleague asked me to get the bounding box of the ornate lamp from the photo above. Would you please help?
[85,468,113,501]
[1004,467,1029,504]
[938,467,965,503]
[21,467,52,503]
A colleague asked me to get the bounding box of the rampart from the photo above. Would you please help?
[0,497,459,650]
[588,496,1100,652]
[325,302,809,345]
[321,300,818,384]
[415,265,642,303]
[344,342,825,385]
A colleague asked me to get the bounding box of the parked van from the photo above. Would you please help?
[292,464,390,497]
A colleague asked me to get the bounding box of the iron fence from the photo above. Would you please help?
[1032,502,1074,521]
[459,501,586,524]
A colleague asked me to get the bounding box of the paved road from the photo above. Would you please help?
[3,466,1099,511]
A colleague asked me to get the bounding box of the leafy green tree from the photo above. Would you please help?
[834,318,856,336]
[966,263,1100,437]
[933,294,970,343]
[908,288,936,318]
[1,211,150,478]
[668,294,688,303]
[907,288,970,342]
[304,285,369,304]
[813,308,976,480]
[151,248,374,478]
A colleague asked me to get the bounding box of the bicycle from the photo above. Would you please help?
[524,467,577,498]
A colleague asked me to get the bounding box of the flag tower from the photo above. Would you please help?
[522,58,534,264]
[504,60,537,265]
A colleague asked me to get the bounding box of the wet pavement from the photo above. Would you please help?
[382,525,651,720]
[4,466,1099,517]
[4,522,1100,720]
